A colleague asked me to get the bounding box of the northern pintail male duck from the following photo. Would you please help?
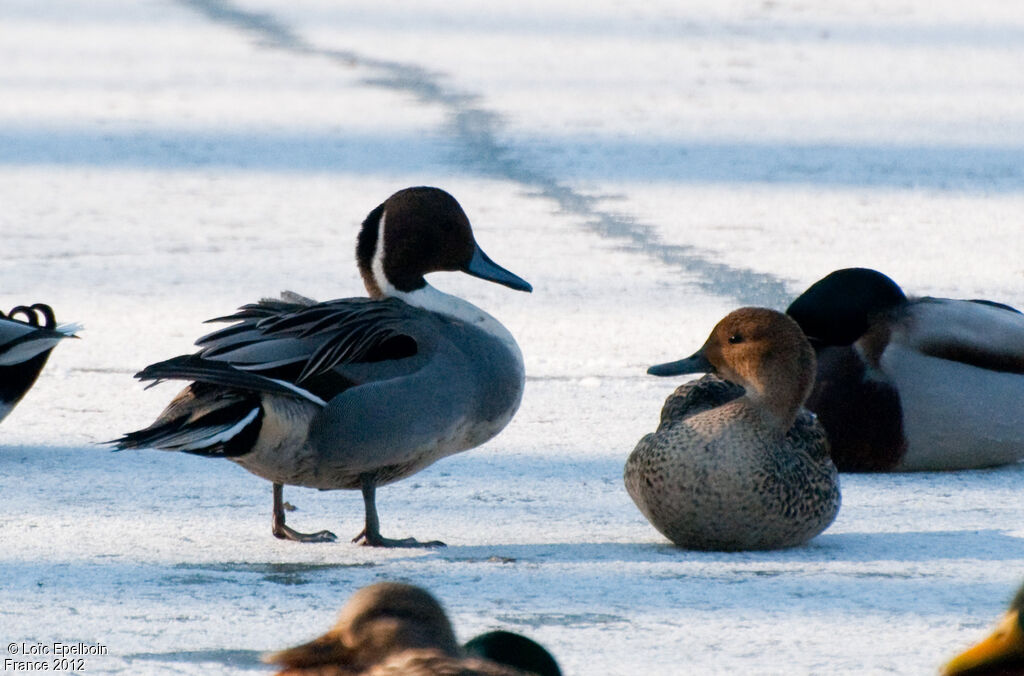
[265,582,562,676]
[624,308,840,551]
[786,267,1024,472]
[0,303,78,425]
[113,187,531,547]
[942,580,1024,675]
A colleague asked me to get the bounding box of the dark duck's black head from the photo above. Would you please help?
[786,267,907,347]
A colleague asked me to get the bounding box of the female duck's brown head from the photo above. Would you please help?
[648,307,816,429]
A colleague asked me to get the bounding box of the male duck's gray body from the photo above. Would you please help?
[114,187,532,547]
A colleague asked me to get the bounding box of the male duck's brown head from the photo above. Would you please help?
[648,307,816,429]
[355,187,532,299]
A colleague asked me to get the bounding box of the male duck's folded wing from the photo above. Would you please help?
[903,298,1024,374]
[133,297,429,404]
[197,297,422,380]
[135,355,319,401]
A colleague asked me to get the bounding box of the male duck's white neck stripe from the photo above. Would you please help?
[369,207,521,360]
[370,209,390,297]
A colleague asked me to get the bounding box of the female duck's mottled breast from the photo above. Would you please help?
[625,307,840,551]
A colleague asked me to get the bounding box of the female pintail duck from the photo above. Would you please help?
[264,582,561,676]
[113,187,531,547]
[624,307,840,551]
[942,580,1024,675]
[786,267,1024,472]
[0,303,79,424]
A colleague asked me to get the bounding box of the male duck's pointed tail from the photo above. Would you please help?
[110,381,263,457]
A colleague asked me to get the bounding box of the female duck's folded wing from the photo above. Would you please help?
[901,298,1024,374]
[657,374,744,429]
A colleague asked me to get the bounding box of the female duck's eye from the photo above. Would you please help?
[728,333,744,344]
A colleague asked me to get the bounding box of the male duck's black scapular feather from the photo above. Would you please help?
[114,186,530,547]
[136,354,310,399]
[197,297,420,382]
[0,302,79,424]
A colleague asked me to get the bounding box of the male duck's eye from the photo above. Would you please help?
[728,333,744,344]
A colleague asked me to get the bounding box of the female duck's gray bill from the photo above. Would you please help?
[647,351,714,376]
[464,246,533,292]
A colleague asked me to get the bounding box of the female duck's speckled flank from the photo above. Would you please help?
[625,307,840,551]
[787,268,1024,472]
[942,580,1024,676]
[113,187,531,547]
[0,303,78,425]
[265,582,561,676]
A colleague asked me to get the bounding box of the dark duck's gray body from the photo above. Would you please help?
[114,187,531,547]
[0,303,78,424]
[625,308,840,551]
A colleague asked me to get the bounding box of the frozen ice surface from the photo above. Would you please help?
[2,0,1024,674]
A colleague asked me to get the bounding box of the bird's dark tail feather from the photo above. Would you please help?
[110,384,263,458]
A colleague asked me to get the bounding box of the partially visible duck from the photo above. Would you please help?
[113,187,531,547]
[463,632,562,676]
[264,582,561,676]
[0,303,79,425]
[786,268,1024,472]
[942,580,1024,675]
[624,307,840,551]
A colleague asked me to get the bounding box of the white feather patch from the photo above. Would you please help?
[0,337,64,365]
[177,408,259,450]
[265,377,327,407]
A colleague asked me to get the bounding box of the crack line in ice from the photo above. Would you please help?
[175,0,793,306]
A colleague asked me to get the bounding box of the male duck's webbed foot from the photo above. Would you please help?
[354,475,446,548]
[272,483,338,543]
[350,528,445,548]
[274,522,338,543]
